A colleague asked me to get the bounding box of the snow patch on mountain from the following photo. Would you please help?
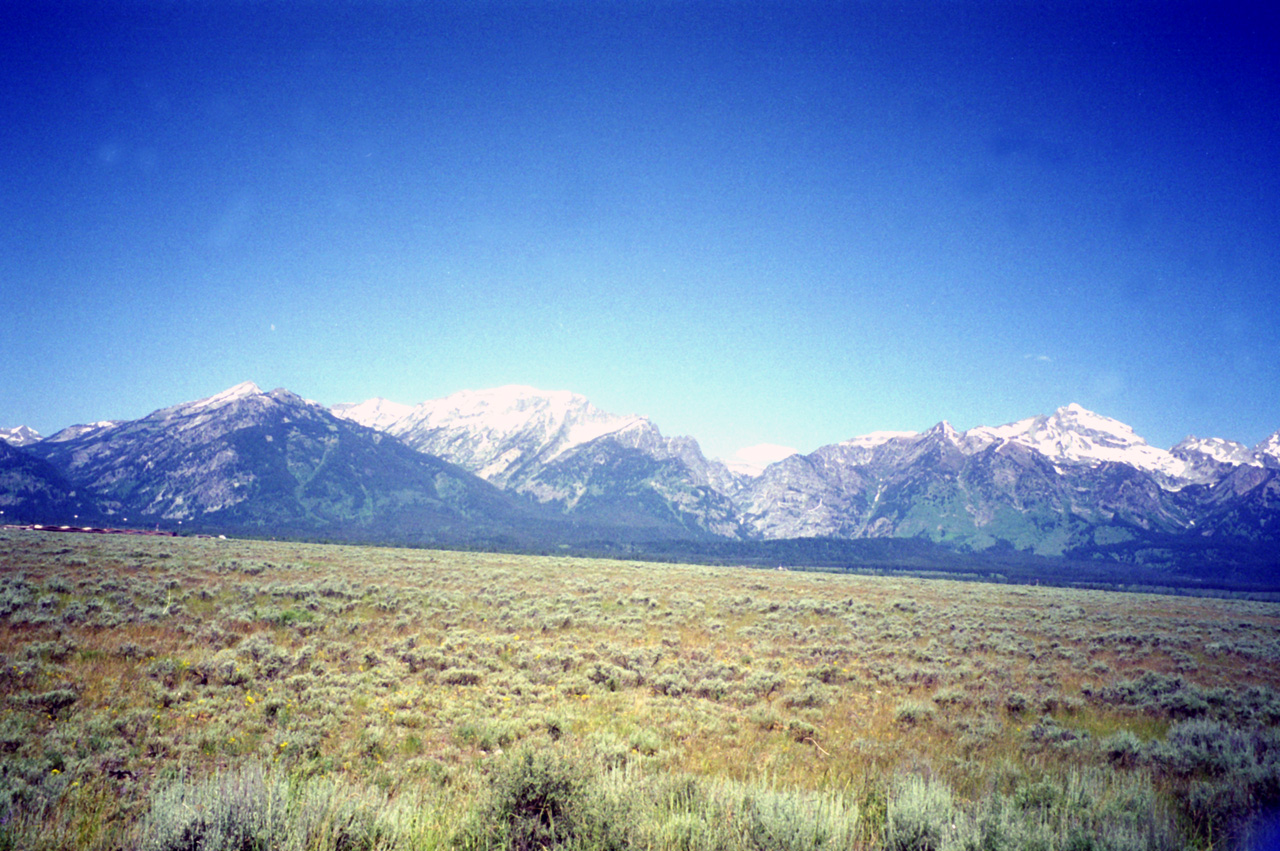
[404,385,645,448]
[1172,436,1259,467]
[389,386,647,485]
[45,421,122,443]
[840,431,917,449]
[331,398,413,430]
[183,381,262,411]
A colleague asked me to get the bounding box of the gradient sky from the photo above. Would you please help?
[3,1,1278,462]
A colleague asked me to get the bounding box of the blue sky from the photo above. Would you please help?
[2,1,1277,461]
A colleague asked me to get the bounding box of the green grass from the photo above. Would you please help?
[1,529,1279,849]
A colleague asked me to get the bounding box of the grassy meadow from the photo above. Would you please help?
[2,529,1279,850]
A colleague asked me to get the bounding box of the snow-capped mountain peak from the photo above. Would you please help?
[839,430,917,449]
[966,404,1192,482]
[0,425,42,447]
[1256,430,1280,466]
[1047,403,1146,447]
[1172,436,1260,467]
[926,421,961,442]
[394,385,642,446]
[149,382,277,433]
[331,398,414,431]
[389,386,648,485]
[184,381,263,411]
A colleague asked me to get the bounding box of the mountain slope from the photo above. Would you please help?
[368,386,743,537]
[737,405,1242,555]
[27,382,528,540]
[0,441,92,524]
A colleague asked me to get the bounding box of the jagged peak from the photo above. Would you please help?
[146,382,322,429]
[723,443,799,477]
[388,385,655,485]
[440,385,588,411]
[1172,435,1258,466]
[1256,430,1280,461]
[267,387,309,405]
[958,403,1200,483]
[183,381,263,412]
[396,385,642,440]
[0,425,43,447]
[1046,403,1144,445]
[923,420,961,441]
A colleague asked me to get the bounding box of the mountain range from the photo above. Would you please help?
[3,382,1278,584]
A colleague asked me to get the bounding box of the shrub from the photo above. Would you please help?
[454,720,518,752]
[628,729,660,756]
[622,771,864,851]
[1150,718,1257,778]
[693,677,731,701]
[742,670,785,699]
[885,775,966,851]
[1103,672,1210,720]
[137,765,290,851]
[14,687,79,719]
[650,670,690,697]
[440,667,485,686]
[1102,730,1143,768]
[894,700,934,726]
[782,683,832,709]
[738,785,863,851]
[931,686,966,707]
[461,747,625,851]
[787,719,818,743]
[136,763,401,851]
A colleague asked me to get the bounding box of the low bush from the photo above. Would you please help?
[136,763,405,851]
[894,699,934,725]
[460,747,626,851]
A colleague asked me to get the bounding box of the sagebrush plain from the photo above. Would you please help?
[2,529,1279,850]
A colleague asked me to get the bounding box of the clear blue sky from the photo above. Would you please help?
[2,1,1277,460]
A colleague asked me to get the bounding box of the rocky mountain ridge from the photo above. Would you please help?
[15,382,529,542]
[339,385,744,537]
[332,387,1280,560]
[4,383,1277,579]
